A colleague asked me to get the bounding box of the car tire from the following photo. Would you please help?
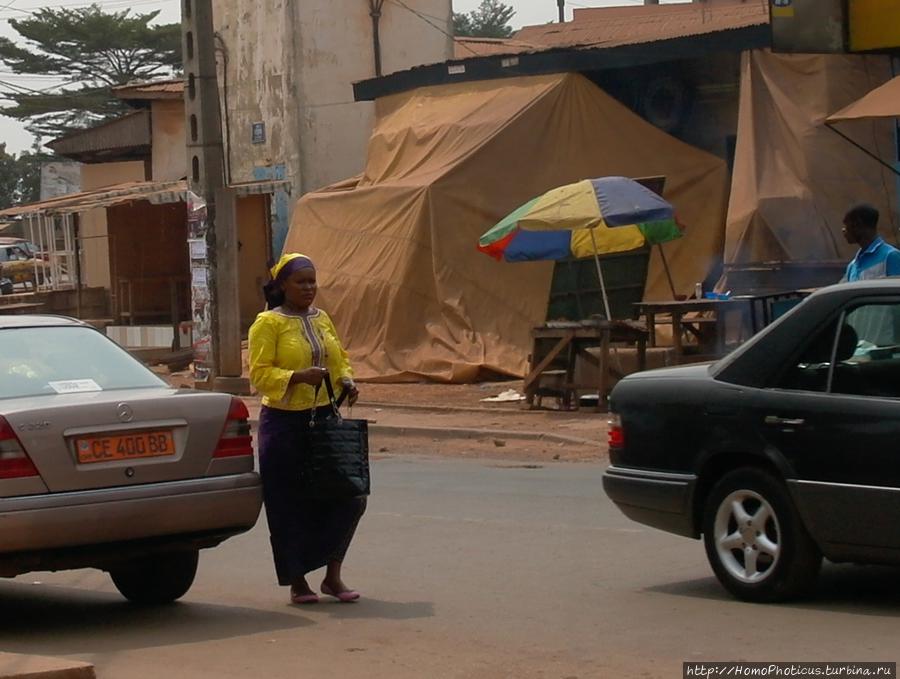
[110,549,199,605]
[702,467,821,602]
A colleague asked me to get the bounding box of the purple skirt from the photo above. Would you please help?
[258,405,367,585]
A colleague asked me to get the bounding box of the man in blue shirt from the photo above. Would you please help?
[842,204,900,281]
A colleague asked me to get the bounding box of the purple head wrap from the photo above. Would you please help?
[263,255,315,309]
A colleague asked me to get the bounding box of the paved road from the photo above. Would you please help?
[1,456,899,678]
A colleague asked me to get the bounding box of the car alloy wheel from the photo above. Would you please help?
[702,467,821,602]
[712,488,780,584]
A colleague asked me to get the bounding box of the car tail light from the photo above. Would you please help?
[213,398,253,458]
[607,413,625,449]
[0,416,39,479]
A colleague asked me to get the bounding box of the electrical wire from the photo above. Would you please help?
[0,0,178,18]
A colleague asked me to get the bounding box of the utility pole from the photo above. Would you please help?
[557,0,565,22]
[369,0,385,77]
[182,0,249,394]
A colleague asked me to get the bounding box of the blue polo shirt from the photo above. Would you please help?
[844,237,900,282]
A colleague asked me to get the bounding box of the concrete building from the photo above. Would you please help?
[212,0,453,253]
[1,1,453,328]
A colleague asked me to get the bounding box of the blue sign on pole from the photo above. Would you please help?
[251,122,266,145]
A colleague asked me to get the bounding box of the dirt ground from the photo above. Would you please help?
[154,367,609,463]
[369,430,605,464]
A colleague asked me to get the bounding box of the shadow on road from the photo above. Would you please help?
[0,581,313,655]
[310,598,434,621]
[645,563,900,615]
[644,576,731,601]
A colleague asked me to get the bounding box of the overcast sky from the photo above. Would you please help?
[1,0,687,154]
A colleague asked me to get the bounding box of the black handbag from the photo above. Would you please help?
[300,375,370,499]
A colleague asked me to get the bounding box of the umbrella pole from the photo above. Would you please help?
[588,228,613,320]
[657,243,677,298]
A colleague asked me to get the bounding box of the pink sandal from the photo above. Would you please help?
[290,590,320,604]
[321,583,360,602]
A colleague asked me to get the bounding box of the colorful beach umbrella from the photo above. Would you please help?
[477,177,683,319]
[477,176,681,262]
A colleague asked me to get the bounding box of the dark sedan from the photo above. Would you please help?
[603,280,900,602]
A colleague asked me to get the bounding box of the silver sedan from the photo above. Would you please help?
[0,315,262,603]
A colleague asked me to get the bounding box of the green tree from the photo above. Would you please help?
[0,142,54,210]
[15,142,53,206]
[0,144,20,210]
[453,0,515,38]
[0,5,181,140]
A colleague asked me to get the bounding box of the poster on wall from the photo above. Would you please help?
[187,191,212,383]
[188,238,207,261]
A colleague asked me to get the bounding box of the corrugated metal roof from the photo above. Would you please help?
[515,1,769,52]
[0,179,292,218]
[355,2,770,102]
[231,179,292,197]
[47,110,151,157]
[113,79,185,100]
[454,37,541,58]
[0,181,187,218]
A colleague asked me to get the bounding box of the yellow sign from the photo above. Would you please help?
[771,0,795,17]
[849,0,900,52]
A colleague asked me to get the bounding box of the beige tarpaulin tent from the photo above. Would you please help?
[285,73,729,382]
[725,50,899,271]
[827,75,900,123]
[825,74,900,179]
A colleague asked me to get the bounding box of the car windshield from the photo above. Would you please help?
[1,245,27,260]
[0,326,167,400]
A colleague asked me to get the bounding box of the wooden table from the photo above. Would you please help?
[523,319,648,411]
[634,292,811,364]
[634,299,755,363]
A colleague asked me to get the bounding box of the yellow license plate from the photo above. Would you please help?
[76,431,175,464]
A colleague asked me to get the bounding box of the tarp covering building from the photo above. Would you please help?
[827,74,900,123]
[725,50,899,271]
[285,73,729,382]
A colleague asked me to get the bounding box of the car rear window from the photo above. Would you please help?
[0,326,167,400]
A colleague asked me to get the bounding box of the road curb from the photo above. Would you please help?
[238,396,607,419]
[242,397,530,417]
[367,423,597,446]
[247,417,598,446]
[0,653,95,679]
[358,400,526,415]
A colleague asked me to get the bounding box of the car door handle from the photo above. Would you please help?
[764,416,806,427]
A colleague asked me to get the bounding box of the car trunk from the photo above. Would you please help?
[3,388,233,493]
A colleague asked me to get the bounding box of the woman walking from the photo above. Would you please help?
[249,253,365,604]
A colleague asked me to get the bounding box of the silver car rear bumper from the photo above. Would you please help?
[0,473,262,554]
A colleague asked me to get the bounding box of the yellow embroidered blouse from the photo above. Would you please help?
[248,308,354,411]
